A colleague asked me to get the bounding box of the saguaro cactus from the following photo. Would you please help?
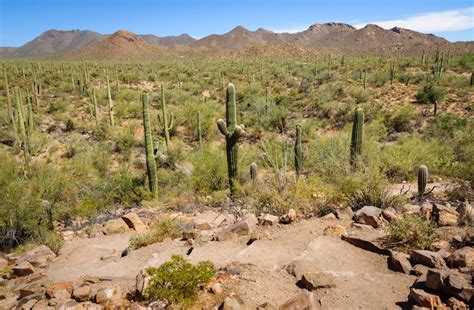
[294,124,302,177]
[250,162,257,181]
[14,87,30,163]
[197,111,203,147]
[470,72,473,87]
[3,65,14,127]
[350,108,364,168]
[157,85,174,148]
[142,92,158,198]
[106,75,115,127]
[91,87,100,130]
[217,83,245,198]
[417,165,428,196]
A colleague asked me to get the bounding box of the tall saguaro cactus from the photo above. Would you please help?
[91,87,100,130]
[142,92,158,198]
[217,83,245,198]
[3,65,14,127]
[417,165,428,196]
[294,124,302,177]
[350,108,364,168]
[14,87,30,164]
[157,85,174,148]
[106,75,115,127]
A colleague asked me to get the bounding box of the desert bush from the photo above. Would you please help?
[349,87,369,104]
[144,255,215,305]
[130,218,182,249]
[415,84,446,104]
[383,105,418,133]
[387,215,436,250]
[189,147,228,194]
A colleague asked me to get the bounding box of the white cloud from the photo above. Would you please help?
[355,7,474,33]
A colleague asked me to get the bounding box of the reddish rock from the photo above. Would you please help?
[215,216,257,241]
[354,206,387,228]
[410,250,447,269]
[279,292,317,309]
[16,245,56,268]
[121,213,147,233]
[389,251,412,274]
[12,261,35,277]
[447,247,474,269]
[258,214,279,226]
[409,288,442,308]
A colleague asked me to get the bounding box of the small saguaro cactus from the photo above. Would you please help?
[350,108,364,168]
[389,62,395,85]
[250,162,257,181]
[26,94,34,135]
[217,83,245,198]
[197,111,203,147]
[157,85,174,148]
[417,165,428,196]
[106,75,115,127]
[294,124,302,177]
[142,91,158,198]
[470,72,473,87]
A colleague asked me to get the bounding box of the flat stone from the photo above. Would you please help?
[410,250,447,269]
[12,261,35,277]
[72,284,91,302]
[298,271,338,290]
[335,207,354,220]
[278,292,317,310]
[354,206,386,228]
[389,251,412,274]
[258,214,279,226]
[215,216,257,241]
[16,245,56,268]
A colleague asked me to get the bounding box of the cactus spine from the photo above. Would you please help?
[294,124,302,177]
[217,83,244,198]
[350,108,364,168]
[142,92,158,198]
[417,165,428,196]
[250,162,257,181]
[106,75,115,127]
[158,85,174,148]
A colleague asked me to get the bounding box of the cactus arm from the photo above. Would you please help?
[217,119,228,136]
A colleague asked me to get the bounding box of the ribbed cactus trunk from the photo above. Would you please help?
[26,95,34,135]
[217,83,244,198]
[91,87,100,130]
[390,62,395,85]
[106,75,115,127]
[470,72,473,87]
[350,108,364,168]
[363,69,367,89]
[3,65,14,127]
[418,165,428,196]
[250,162,257,181]
[158,85,174,148]
[14,87,30,164]
[142,92,158,198]
[197,111,203,147]
[294,124,302,177]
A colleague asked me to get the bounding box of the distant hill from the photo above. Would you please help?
[1,23,473,60]
[56,30,167,60]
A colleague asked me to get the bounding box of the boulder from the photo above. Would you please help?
[425,269,473,305]
[409,288,442,308]
[410,250,447,269]
[17,293,44,309]
[447,247,474,269]
[95,283,123,306]
[382,208,400,222]
[280,208,297,224]
[12,261,35,277]
[389,251,412,274]
[46,281,76,299]
[0,297,17,309]
[278,292,317,310]
[433,204,459,226]
[220,295,244,309]
[72,284,91,302]
[16,245,56,268]
[210,283,223,295]
[215,216,257,241]
[335,207,354,220]
[121,213,147,233]
[104,219,129,235]
[354,206,387,228]
[257,214,279,226]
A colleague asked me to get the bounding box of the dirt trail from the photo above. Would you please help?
[46,218,415,309]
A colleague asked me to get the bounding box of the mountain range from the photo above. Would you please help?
[1,23,473,60]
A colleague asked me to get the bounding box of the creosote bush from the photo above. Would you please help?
[387,215,436,250]
[144,255,215,306]
[129,217,182,249]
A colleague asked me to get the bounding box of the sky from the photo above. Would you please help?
[0,0,473,47]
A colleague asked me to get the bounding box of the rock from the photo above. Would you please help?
[210,283,223,295]
[17,293,43,309]
[80,302,102,310]
[46,281,76,299]
[425,269,473,305]
[135,269,150,296]
[121,213,147,232]
[280,208,297,224]
[447,247,474,269]
[0,297,17,309]
[258,214,279,226]
[220,295,244,309]
[341,236,390,255]
[16,245,56,268]
[382,208,400,222]
[31,299,55,310]
[56,299,79,310]
[61,230,75,241]
[298,272,337,290]
[88,224,105,238]
[446,297,468,309]
[320,213,337,220]
[350,223,375,231]
[12,261,35,277]
[389,251,412,274]
[433,204,459,226]
[401,204,421,215]
[182,229,197,241]
[104,219,129,235]
[95,284,123,306]
[249,230,271,242]
[323,225,348,237]
[410,250,447,269]
[432,240,450,251]
[72,284,91,302]
[335,207,354,220]
[0,257,8,269]
[215,216,257,241]
[193,210,224,230]
[354,206,387,228]
[278,292,316,310]
[130,302,147,310]
[409,288,442,308]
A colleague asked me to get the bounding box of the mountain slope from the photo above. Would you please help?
[140,34,196,47]
[57,30,167,60]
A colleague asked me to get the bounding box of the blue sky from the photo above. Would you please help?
[0,0,473,46]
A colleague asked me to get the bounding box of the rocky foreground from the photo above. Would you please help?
[1,195,473,309]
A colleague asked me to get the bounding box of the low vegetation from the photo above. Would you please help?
[386,215,437,250]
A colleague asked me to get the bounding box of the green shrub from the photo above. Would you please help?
[349,87,369,104]
[384,105,418,133]
[387,215,436,250]
[129,218,182,249]
[189,147,227,194]
[415,84,446,104]
[144,255,215,305]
